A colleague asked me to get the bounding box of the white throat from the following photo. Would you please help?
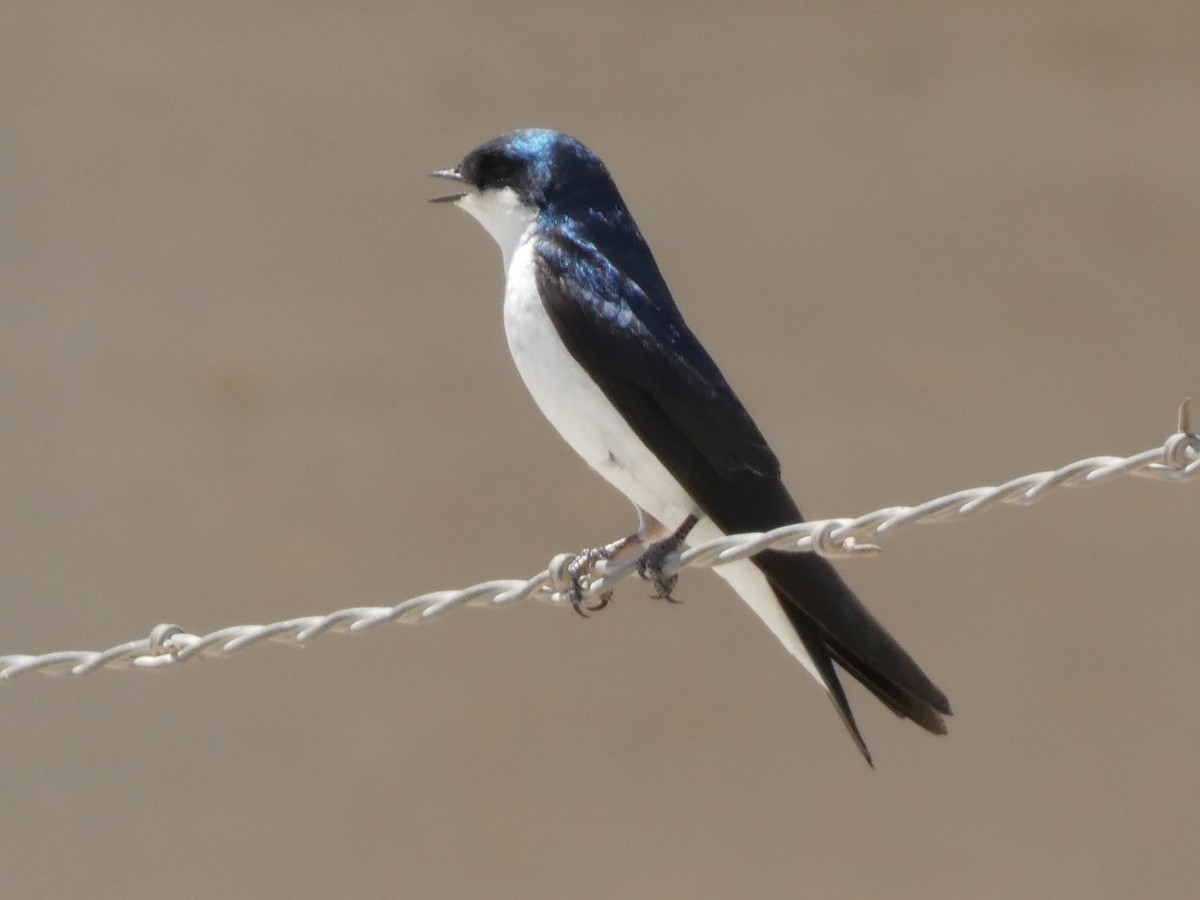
[456,187,539,272]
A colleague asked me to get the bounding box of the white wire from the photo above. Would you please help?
[2,403,1196,681]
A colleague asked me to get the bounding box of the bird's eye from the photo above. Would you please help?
[479,153,517,188]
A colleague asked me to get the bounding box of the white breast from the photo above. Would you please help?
[501,237,697,527]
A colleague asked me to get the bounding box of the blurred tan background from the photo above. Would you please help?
[2,3,1198,898]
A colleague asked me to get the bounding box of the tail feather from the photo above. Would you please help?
[787,603,875,766]
[825,637,949,735]
[760,549,951,758]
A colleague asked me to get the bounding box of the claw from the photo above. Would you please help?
[567,560,611,617]
[568,590,607,618]
[635,514,698,603]
[563,531,642,616]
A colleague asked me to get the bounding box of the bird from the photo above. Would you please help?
[430,128,950,762]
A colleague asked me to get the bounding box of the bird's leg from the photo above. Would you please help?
[636,513,699,603]
[565,522,646,617]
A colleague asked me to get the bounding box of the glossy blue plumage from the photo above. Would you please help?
[440,129,951,761]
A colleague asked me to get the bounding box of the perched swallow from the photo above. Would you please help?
[432,129,950,762]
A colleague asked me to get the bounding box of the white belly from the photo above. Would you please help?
[502,239,697,527]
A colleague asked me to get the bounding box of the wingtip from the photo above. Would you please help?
[848,714,875,767]
[860,743,875,769]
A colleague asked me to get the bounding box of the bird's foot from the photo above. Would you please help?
[635,514,698,603]
[565,532,642,617]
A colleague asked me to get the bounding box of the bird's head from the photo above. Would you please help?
[431,129,619,260]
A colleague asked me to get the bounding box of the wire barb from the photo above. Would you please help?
[2,404,1196,682]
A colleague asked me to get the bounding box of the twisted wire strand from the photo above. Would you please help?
[2,403,1196,682]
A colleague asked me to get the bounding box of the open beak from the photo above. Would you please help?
[429,168,467,204]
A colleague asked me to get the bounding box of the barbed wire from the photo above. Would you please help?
[2,401,1196,682]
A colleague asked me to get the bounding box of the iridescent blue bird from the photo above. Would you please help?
[432,129,950,762]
